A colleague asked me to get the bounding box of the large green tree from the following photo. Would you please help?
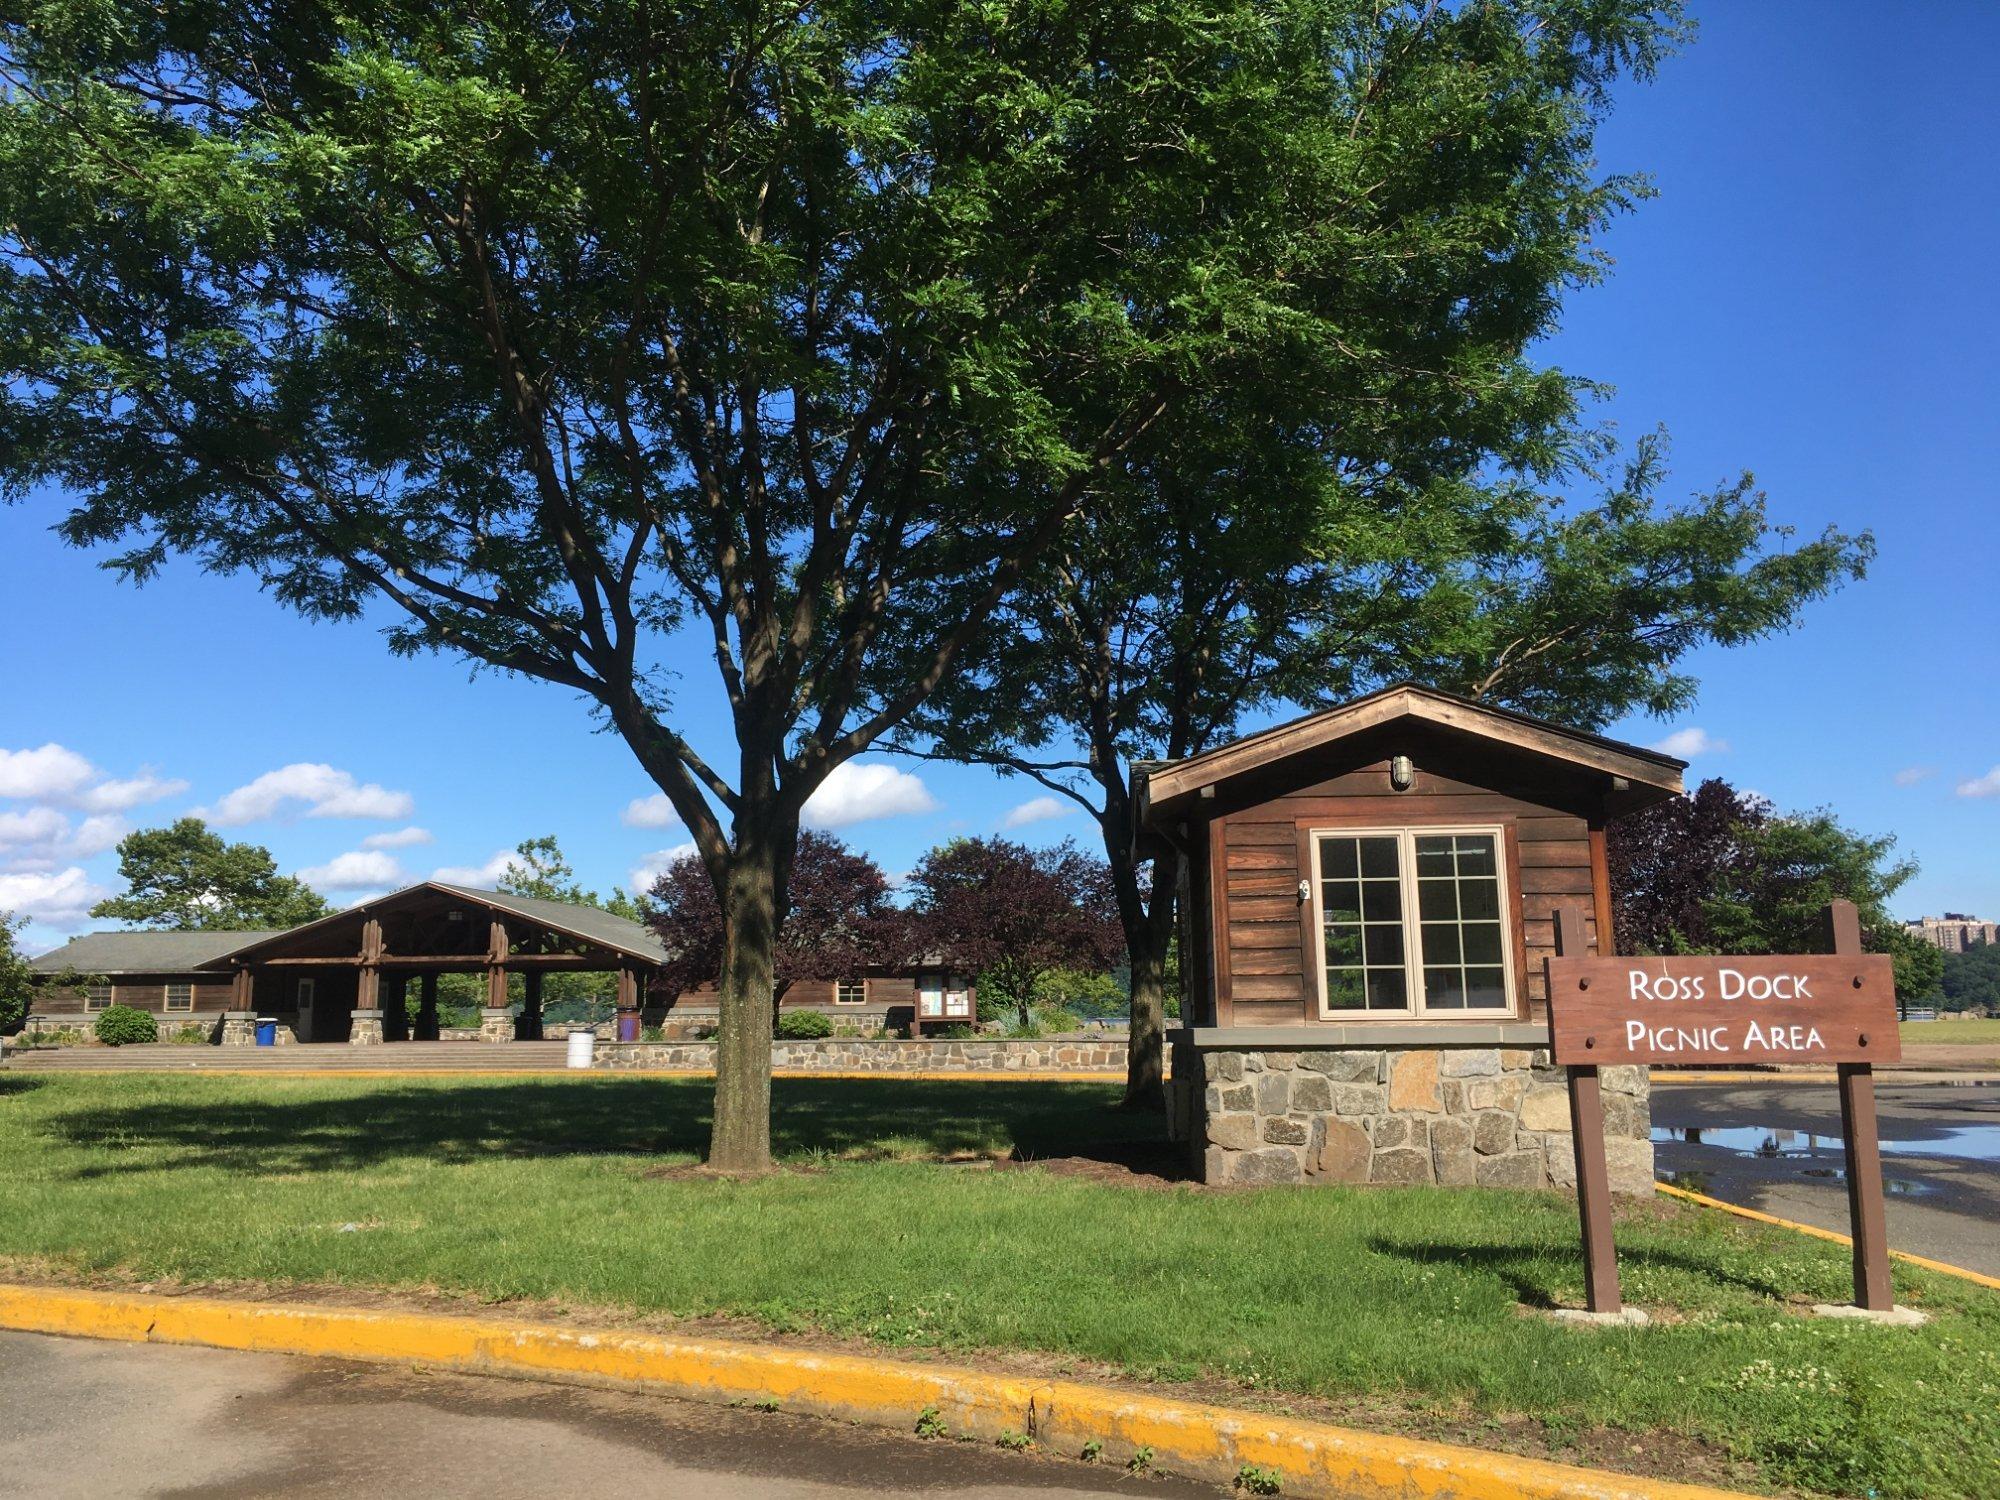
[0,913,32,1034]
[1607,780,1942,1008]
[89,818,334,931]
[911,407,1866,1111]
[3,0,1695,1167]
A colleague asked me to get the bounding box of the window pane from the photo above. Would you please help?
[1324,925,1364,966]
[1323,970,1364,1009]
[1425,967,1466,1009]
[1414,836,1455,875]
[1455,838,1496,876]
[1321,880,1362,924]
[1464,968,1509,1009]
[1462,923,1503,965]
[1418,879,1457,921]
[1363,924,1403,965]
[1360,879,1402,922]
[1420,922,1461,965]
[1365,971,1407,1010]
[1459,879,1500,921]
[1319,837,1359,879]
[1358,836,1400,879]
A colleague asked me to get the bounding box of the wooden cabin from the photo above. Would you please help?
[1137,685,1684,1190]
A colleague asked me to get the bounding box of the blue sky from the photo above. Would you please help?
[3,2,1996,952]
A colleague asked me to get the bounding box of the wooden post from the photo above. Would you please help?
[486,918,509,1010]
[1556,905,1622,1315]
[1824,899,1894,1311]
[230,967,252,1009]
[356,917,382,1011]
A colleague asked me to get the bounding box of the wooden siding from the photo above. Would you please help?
[1206,759,1607,1027]
[30,974,235,1016]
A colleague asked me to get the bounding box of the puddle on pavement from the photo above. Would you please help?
[1650,1123,2000,1164]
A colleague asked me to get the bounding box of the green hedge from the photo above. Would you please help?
[94,1006,158,1046]
[775,1009,834,1040]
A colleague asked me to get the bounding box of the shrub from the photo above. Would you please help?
[167,1023,209,1045]
[94,1005,158,1046]
[776,1009,833,1040]
[932,1023,975,1040]
[1036,1006,1083,1035]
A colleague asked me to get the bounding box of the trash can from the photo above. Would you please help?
[566,1028,596,1070]
[254,1018,278,1047]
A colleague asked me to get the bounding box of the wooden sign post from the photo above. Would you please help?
[1544,899,1901,1315]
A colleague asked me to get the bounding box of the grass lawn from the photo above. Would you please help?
[1899,1017,2000,1046]
[0,1073,1992,1498]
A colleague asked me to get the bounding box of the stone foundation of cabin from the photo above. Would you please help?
[1170,1039,1652,1192]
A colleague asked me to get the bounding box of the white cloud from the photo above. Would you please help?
[801,760,938,830]
[1649,727,1728,759]
[0,866,111,928]
[1894,767,1936,788]
[0,808,127,866]
[198,763,415,826]
[361,825,434,850]
[1003,794,1074,828]
[297,849,408,892]
[0,744,96,801]
[629,842,700,895]
[430,850,517,887]
[0,807,69,848]
[621,793,684,830]
[0,743,185,811]
[76,771,191,813]
[1957,766,2000,799]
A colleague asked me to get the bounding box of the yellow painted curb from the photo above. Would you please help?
[1655,1182,2000,1290]
[0,1283,1746,1500]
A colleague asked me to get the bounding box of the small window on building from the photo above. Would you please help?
[1312,828,1513,1019]
[164,983,194,1012]
[84,984,112,1012]
[835,979,867,1006]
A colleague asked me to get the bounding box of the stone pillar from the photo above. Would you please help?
[518,970,544,1042]
[348,1008,385,1045]
[480,1007,515,1043]
[382,975,410,1042]
[415,973,440,1041]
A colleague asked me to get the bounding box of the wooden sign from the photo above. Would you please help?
[1544,953,1901,1067]
[1543,901,1897,1317]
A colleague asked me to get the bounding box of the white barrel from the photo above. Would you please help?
[566,1028,597,1070]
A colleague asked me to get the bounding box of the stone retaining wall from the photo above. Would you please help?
[1176,1043,1652,1193]
[594,1037,1129,1073]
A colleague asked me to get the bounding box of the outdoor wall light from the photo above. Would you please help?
[1390,754,1415,791]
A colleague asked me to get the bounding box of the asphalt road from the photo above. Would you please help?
[1651,1078,2000,1277]
[0,1331,1226,1500]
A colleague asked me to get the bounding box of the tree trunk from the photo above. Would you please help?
[709,843,779,1173]
[1120,858,1180,1112]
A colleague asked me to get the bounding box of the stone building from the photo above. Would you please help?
[1141,684,1684,1192]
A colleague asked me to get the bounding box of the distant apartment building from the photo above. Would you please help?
[1906,913,2000,953]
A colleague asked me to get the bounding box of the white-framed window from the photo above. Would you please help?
[164,983,194,1012]
[84,983,112,1012]
[1309,827,1515,1019]
[834,979,867,1006]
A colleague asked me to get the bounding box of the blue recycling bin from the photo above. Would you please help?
[254,1019,277,1047]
